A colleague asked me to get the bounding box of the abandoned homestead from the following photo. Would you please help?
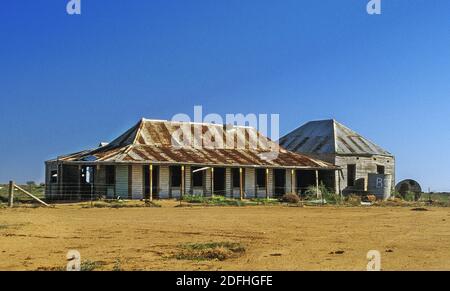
[45,119,338,200]
[279,119,395,196]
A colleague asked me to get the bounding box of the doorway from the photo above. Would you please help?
[213,168,226,196]
[273,169,286,198]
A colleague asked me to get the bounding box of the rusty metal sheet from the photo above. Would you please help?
[55,119,337,169]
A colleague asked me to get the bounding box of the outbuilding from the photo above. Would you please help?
[279,119,395,195]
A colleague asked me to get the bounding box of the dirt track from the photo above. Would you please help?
[1,202,449,271]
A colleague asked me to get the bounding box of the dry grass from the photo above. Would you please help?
[174,242,245,261]
[0,202,449,271]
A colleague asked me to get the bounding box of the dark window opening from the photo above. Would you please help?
[256,169,266,188]
[273,169,286,197]
[232,168,241,188]
[213,168,226,196]
[296,170,316,196]
[170,166,182,187]
[105,166,115,185]
[347,164,356,187]
[192,167,204,187]
[377,165,385,174]
[50,170,58,183]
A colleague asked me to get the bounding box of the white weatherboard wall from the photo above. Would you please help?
[266,169,273,198]
[225,168,232,198]
[204,168,212,197]
[159,166,170,198]
[132,165,143,199]
[245,168,255,198]
[185,165,191,195]
[115,165,129,199]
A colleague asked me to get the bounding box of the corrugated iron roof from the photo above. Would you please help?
[279,119,393,157]
[55,119,336,169]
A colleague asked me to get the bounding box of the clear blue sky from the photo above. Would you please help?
[0,1,449,191]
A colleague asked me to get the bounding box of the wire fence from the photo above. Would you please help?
[30,181,320,202]
[4,180,450,205]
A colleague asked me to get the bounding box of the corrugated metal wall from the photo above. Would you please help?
[245,168,255,198]
[225,168,232,197]
[159,166,170,198]
[267,169,274,198]
[115,165,129,199]
[45,161,59,198]
[95,166,106,198]
[131,165,143,199]
[185,165,191,195]
[204,168,212,197]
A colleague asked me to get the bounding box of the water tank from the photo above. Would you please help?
[368,174,392,200]
[395,180,422,200]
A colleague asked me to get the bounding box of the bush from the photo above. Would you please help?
[175,242,245,261]
[281,193,301,204]
[181,195,207,203]
[180,195,248,206]
[345,194,361,206]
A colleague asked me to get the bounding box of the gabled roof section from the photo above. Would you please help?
[279,119,393,157]
[55,119,336,169]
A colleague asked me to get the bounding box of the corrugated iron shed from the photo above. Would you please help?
[54,119,336,170]
[279,119,393,157]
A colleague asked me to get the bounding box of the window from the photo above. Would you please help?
[347,164,356,187]
[377,165,385,174]
[50,170,58,183]
[192,167,204,187]
[256,169,266,188]
[105,166,115,185]
[170,166,182,187]
[232,168,241,188]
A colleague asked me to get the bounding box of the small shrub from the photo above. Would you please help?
[181,195,207,203]
[175,242,245,261]
[80,260,101,271]
[144,200,162,207]
[181,195,248,206]
[281,193,301,204]
[345,194,361,206]
[112,259,123,271]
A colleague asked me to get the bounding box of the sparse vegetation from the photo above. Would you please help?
[180,195,247,206]
[280,193,301,204]
[112,259,123,271]
[345,194,362,206]
[174,242,245,261]
[82,200,161,209]
[250,198,279,205]
[80,260,102,271]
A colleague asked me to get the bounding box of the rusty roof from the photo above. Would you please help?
[279,119,393,157]
[54,119,336,169]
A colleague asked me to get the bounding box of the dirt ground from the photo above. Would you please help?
[1,202,449,271]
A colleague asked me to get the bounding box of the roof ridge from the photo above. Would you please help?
[141,118,254,129]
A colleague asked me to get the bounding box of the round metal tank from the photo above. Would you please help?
[368,174,392,200]
[395,179,422,200]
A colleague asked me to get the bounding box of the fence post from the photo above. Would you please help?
[8,181,14,208]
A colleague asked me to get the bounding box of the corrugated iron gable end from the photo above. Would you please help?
[56,119,336,169]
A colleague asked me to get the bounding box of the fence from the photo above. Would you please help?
[6,181,50,208]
